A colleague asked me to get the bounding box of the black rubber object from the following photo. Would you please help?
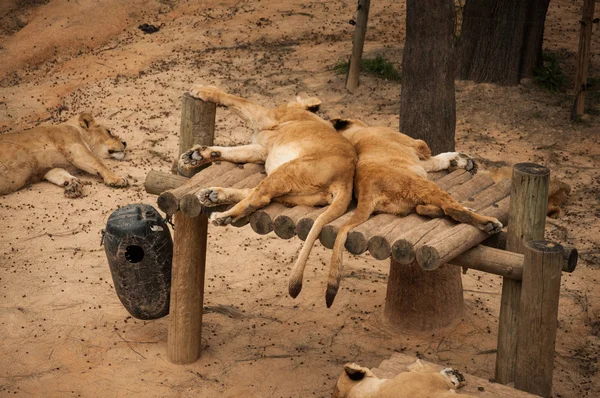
[103,204,173,320]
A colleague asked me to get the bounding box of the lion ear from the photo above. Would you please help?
[78,113,97,129]
[331,118,351,131]
[343,364,367,381]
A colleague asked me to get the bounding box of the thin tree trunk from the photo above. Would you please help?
[400,0,456,155]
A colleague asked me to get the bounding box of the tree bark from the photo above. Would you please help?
[456,0,551,85]
[400,0,456,155]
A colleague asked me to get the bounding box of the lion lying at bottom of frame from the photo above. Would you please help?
[333,361,477,398]
[0,112,128,198]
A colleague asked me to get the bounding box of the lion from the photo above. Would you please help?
[318,119,503,307]
[332,361,477,398]
[0,112,128,198]
[476,159,571,219]
[177,85,357,301]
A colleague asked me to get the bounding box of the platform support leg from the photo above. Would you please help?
[514,240,563,397]
[495,163,549,384]
[166,93,216,364]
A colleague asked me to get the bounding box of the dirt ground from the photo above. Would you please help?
[0,0,599,397]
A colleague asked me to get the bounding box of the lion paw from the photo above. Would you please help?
[449,153,477,174]
[63,178,84,198]
[178,145,220,171]
[188,85,223,103]
[479,218,503,234]
[209,211,232,226]
[198,188,225,207]
[106,175,129,188]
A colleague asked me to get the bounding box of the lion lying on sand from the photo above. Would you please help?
[0,113,128,198]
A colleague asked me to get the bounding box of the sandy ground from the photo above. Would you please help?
[0,0,599,397]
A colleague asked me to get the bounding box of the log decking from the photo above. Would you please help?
[146,162,514,275]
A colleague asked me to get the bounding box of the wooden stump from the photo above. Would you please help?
[167,212,207,364]
[177,93,216,177]
[385,260,463,331]
[495,163,549,384]
[514,240,563,397]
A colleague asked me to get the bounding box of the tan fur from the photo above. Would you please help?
[481,164,571,219]
[324,120,503,306]
[332,362,477,398]
[179,86,357,302]
[0,113,128,197]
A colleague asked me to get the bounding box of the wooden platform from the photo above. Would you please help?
[146,161,513,272]
[372,352,539,397]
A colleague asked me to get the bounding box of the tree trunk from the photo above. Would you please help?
[400,0,456,155]
[456,0,551,85]
[388,0,463,332]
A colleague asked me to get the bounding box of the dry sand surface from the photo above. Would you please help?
[1,0,599,397]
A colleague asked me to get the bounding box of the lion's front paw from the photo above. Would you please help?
[197,188,225,207]
[479,218,503,234]
[63,178,84,198]
[449,153,477,174]
[209,211,232,226]
[188,85,223,103]
[106,175,129,188]
[178,145,220,171]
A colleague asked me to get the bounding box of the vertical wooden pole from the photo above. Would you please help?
[167,93,215,364]
[514,240,563,397]
[177,92,216,177]
[495,163,549,384]
[572,0,596,119]
[346,0,371,92]
[167,211,207,364]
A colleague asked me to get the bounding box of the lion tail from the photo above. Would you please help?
[325,197,375,308]
[288,183,353,301]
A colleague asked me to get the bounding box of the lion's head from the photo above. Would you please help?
[78,113,127,160]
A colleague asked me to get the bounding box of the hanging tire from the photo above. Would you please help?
[103,204,173,320]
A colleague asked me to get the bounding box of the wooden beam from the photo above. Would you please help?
[495,163,549,385]
[177,93,216,177]
[167,211,207,364]
[514,240,563,397]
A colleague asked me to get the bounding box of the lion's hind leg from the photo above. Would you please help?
[43,168,84,198]
[188,85,277,130]
[414,178,502,234]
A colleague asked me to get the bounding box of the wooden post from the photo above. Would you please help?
[346,0,371,92]
[572,0,596,119]
[514,240,563,397]
[495,163,549,384]
[385,261,464,331]
[167,211,207,364]
[167,93,215,364]
[177,93,216,177]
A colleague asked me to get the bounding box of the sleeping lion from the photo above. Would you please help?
[0,113,128,198]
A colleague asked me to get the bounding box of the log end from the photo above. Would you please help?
[250,210,274,235]
[416,245,442,271]
[391,239,415,265]
[368,236,391,260]
[514,163,550,177]
[273,215,296,240]
[157,191,180,216]
[180,193,202,218]
[564,247,578,273]
[296,218,314,241]
[345,230,368,255]
[319,225,337,250]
